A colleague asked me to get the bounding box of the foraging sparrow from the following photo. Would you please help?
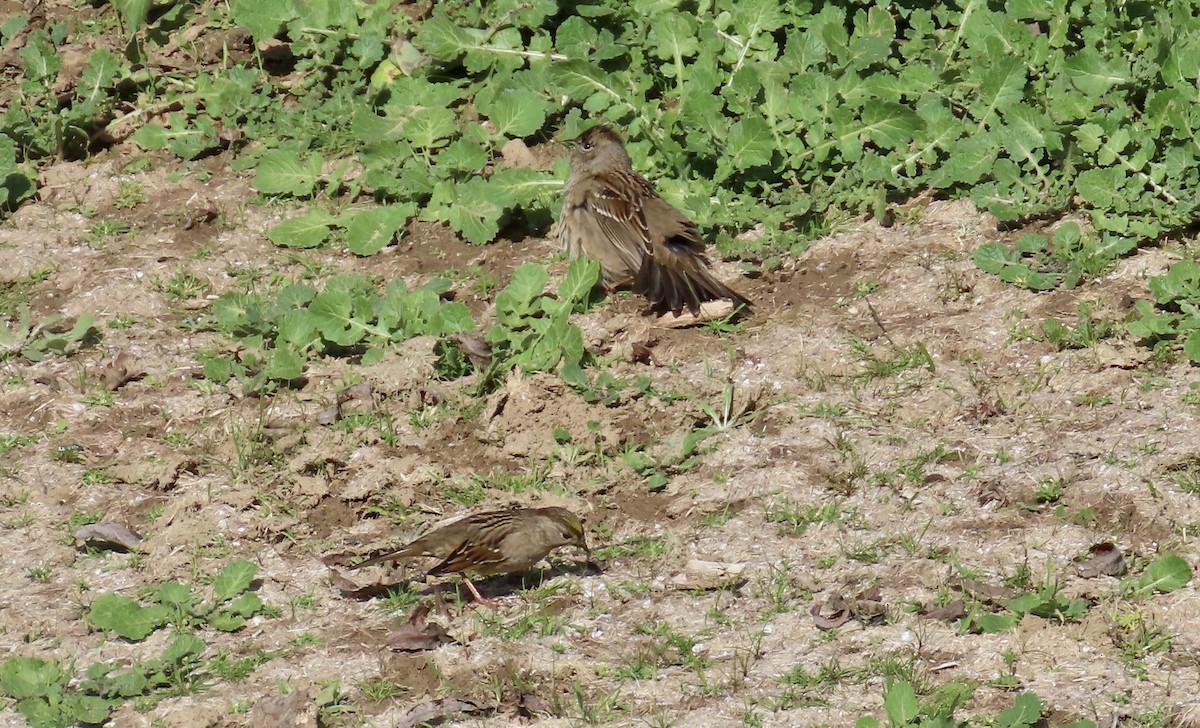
[558,125,751,315]
[351,507,589,604]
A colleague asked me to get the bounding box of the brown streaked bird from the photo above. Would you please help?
[558,125,751,315]
[350,507,588,604]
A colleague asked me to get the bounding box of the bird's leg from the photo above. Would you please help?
[461,576,498,607]
[603,276,632,294]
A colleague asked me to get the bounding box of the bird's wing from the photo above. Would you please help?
[634,196,752,314]
[586,171,656,274]
[429,538,504,576]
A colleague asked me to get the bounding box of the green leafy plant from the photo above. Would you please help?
[974,223,1126,291]
[0,309,99,362]
[202,275,472,391]
[88,559,268,640]
[1128,260,1200,364]
[856,682,1096,728]
[475,258,600,390]
[0,634,216,727]
[0,656,112,728]
[1123,553,1192,597]
[0,134,36,210]
[1041,301,1118,350]
[6,1,1200,276]
[964,576,1089,634]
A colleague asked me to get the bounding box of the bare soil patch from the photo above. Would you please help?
[4,138,1199,728]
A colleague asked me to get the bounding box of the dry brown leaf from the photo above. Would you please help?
[954,577,1016,606]
[652,300,735,328]
[1075,542,1126,578]
[811,593,852,630]
[393,698,481,728]
[75,523,144,553]
[922,600,967,622]
[386,603,453,652]
[449,333,493,370]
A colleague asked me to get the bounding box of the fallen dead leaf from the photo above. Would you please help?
[386,603,453,652]
[1075,541,1126,578]
[75,522,145,553]
[448,333,493,370]
[921,600,967,623]
[652,299,735,328]
[811,593,852,630]
[393,698,482,728]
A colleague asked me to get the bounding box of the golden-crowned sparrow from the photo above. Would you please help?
[351,507,588,603]
[558,124,752,315]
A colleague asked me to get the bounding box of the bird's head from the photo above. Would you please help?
[569,125,631,175]
[538,506,590,553]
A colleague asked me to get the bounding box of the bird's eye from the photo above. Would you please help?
[579,140,594,151]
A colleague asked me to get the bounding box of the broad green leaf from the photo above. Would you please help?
[490,168,559,206]
[212,559,258,603]
[266,346,304,380]
[1137,554,1192,593]
[1004,594,1042,615]
[70,694,115,723]
[725,116,774,168]
[447,177,507,244]
[403,107,456,149]
[267,209,336,249]
[111,0,151,35]
[998,693,1043,727]
[972,243,1014,274]
[154,581,193,610]
[231,0,297,42]
[478,89,547,138]
[436,138,490,172]
[648,12,699,65]
[344,205,414,256]
[1185,331,1200,364]
[277,309,316,346]
[972,57,1025,126]
[417,15,475,60]
[19,31,60,84]
[496,264,548,324]
[1064,47,1131,96]
[883,681,918,726]
[558,257,601,311]
[253,151,323,197]
[972,611,1019,633]
[161,633,205,665]
[89,594,171,640]
[0,657,64,699]
[309,290,374,347]
[78,50,123,105]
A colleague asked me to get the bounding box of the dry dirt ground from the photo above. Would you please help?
[2,11,1200,727]
[3,143,1200,728]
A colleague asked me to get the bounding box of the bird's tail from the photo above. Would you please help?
[633,255,752,316]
